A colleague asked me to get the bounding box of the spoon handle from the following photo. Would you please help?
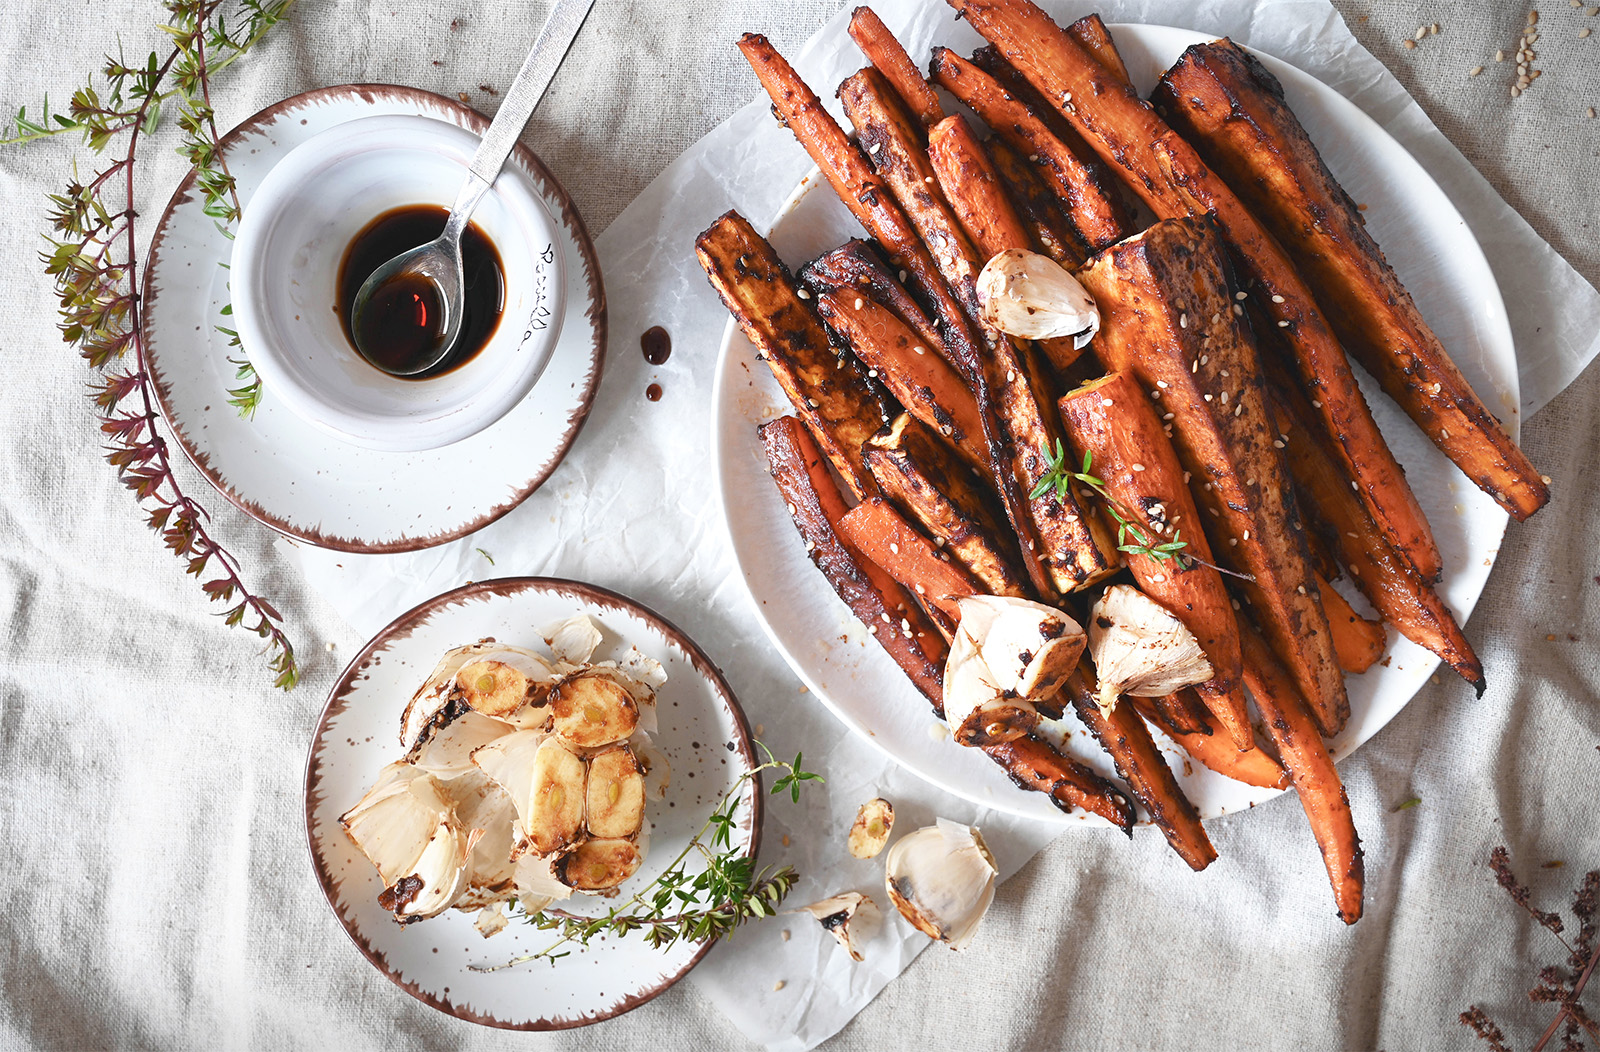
[467,0,596,188]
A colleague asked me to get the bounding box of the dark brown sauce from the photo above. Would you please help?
[337,204,504,379]
[645,382,663,402]
[641,325,672,365]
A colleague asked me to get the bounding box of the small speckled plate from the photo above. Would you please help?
[142,85,605,553]
[304,577,760,1029]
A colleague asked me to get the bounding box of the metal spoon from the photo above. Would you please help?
[350,0,594,376]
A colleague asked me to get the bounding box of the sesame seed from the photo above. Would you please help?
[1440,428,1450,438]
[1180,312,1188,328]
[1132,463,1147,471]
[1351,481,1359,490]
[1403,39,1417,49]
[1191,360,1200,373]
[1231,599,1240,610]
[1271,294,1285,303]
[1582,26,1593,36]
[1062,92,1073,104]
[1234,403,1243,416]
[889,542,899,555]
[1296,585,1307,595]
[1496,49,1506,61]
[867,368,878,378]
[1156,380,1169,389]
[1201,355,1210,365]
[901,617,911,633]
[881,612,891,623]
[914,346,924,355]
[1220,369,1230,378]
[1229,537,1238,546]
[807,397,818,407]
[1243,530,1251,540]
[1541,474,1552,484]
[915,583,925,594]
[1204,393,1213,402]
[1210,507,1220,517]
[1470,65,1484,76]
[1028,153,1039,162]
[1512,84,1523,97]
[868,624,878,636]
[1414,26,1427,40]
[1150,573,1166,583]
[1277,319,1290,327]
[869,141,882,153]
[1007,369,1016,382]
[775,981,786,991]
[854,298,864,309]
[1233,303,1244,316]
[1102,397,1114,407]
[1273,439,1284,448]
[796,287,810,300]
[1220,390,1230,404]
[1164,412,1175,420]
[899,270,907,281]
[1235,290,1248,301]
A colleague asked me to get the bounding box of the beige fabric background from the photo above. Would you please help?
[0,1,1596,1049]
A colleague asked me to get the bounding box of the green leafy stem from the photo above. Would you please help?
[472,743,823,971]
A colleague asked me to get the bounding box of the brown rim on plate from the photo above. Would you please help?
[142,84,607,553]
[303,576,762,1030]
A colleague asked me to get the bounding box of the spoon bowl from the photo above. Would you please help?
[349,239,464,376]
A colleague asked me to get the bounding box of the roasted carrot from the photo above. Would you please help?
[929,47,1130,253]
[813,289,986,471]
[865,414,1031,599]
[1076,215,1349,737]
[1058,370,1255,751]
[738,34,986,386]
[1147,688,1214,738]
[1268,372,1485,692]
[1130,695,1289,791]
[1155,39,1547,522]
[762,416,947,706]
[837,497,980,624]
[1239,626,1365,924]
[697,211,887,500]
[1067,663,1217,870]
[801,240,945,355]
[947,0,1443,582]
[924,113,1085,373]
[985,137,1088,268]
[1316,572,1385,674]
[1064,13,1131,86]
[848,6,945,127]
[764,417,1131,816]
[986,733,1136,833]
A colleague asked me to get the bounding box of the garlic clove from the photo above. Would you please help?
[883,819,997,951]
[585,743,646,839]
[522,737,588,857]
[456,655,553,719]
[1088,584,1215,717]
[941,596,1086,746]
[549,673,639,748]
[437,767,518,907]
[341,762,473,922]
[976,248,1100,344]
[401,642,553,749]
[847,798,895,859]
[792,892,881,962]
[546,615,604,665]
[555,838,642,891]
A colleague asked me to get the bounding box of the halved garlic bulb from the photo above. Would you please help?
[941,595,1086,746]
[976,248,1100,346]
[793,892,880,962]
[847,798,895,859]
[884,819,997,951]
[400,642,554,749]
[555,837,643,891]
[340,762,472,922]
[1088,584,1215,717]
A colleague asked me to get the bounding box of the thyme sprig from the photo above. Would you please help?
[1031,442,1250,582]
[7,0,297,688]
[472,744,821,972]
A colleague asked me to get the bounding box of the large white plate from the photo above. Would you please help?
[711,24,1516,823]
[305,577,760,1028]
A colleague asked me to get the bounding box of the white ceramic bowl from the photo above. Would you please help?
[231,114,567,452]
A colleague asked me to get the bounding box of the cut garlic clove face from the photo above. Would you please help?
[402,643,553,749]
[976,248,1100,344]
[942,596,1086,746]
[555,838,642,891]
[457,657,548,719]
[585,743,646,839]
[847,798,895,859]
[550,673,639,748]
[884,819,997,951]
[1089,584,1215,717]
[793,892,880,962]
[524,738,588,857]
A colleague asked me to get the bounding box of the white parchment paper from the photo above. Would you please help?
[288,1,1600,1048]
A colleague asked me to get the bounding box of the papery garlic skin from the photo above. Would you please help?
[883,819,997,951]
[977,248,1100,346]
[1088,584,1215,717]
[793,892,881,962]
[941,595,1086,746]
[340,762,473,922]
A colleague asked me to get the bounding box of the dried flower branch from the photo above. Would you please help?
[1462,846,1600,1051]
[6,0,297,688]
[472,744,821,971]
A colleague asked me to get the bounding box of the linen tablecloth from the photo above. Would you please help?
[1,1,1597,1049]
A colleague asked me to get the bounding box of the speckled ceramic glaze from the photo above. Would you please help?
[142,85,604,552]
[712,26,1519,824]
[305,577,760,1028]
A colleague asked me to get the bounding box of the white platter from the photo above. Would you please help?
[305,577,760,1028]
[143,86,605,553]
[711,24,1516,823]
